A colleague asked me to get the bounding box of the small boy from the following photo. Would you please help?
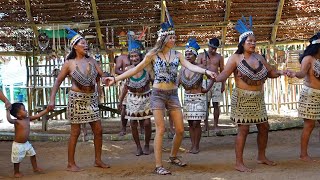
[6,102,49,178]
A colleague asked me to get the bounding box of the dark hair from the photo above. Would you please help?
[209,38,220,47]
[235,36,248,54]
[127,51,143,62]
[66,39,90,60]
[114,55,119,62]
[299,34,320,63]
[10,103,24,118]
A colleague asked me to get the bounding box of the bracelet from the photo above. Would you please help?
[204,69,207,75]
[113,76,116,83]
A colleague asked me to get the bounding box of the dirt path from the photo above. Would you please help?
[1,128,320,180]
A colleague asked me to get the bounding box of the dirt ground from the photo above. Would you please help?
[1,127,320,180]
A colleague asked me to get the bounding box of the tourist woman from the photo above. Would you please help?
[104,11,215,175]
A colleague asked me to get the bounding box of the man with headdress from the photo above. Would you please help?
[197,37,225,130]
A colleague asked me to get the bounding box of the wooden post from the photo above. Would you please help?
[271,0,285,45]
[160,0,166,23]
[91,0,106,50]
[25,0,39,47]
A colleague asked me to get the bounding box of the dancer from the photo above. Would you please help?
[286,32,320,162]
[214,16,282,172]
[179,38,214,154]
[48,27,109,171]
[104,9,216,175]
[7,103,48,177]
[118,36,152,156]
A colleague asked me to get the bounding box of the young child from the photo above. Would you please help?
[6,102,49,178]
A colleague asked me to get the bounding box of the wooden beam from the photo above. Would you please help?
[160,0,166,23]
[25,0,39,46]
[221,0,231,47]
[271,0,285,44]
[90,0,106,50]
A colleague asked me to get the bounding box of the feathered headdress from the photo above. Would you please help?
[128,32,143,53]
[185,38,200,56]
[65,27,83,47]
[235,16,254,43]
[157,8,175,41]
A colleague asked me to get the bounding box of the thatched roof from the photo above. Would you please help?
[0,0,319,52]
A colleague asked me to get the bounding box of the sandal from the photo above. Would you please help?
[154,166,171,175]
[168,156,187,167]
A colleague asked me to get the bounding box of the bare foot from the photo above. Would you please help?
[118,130,126,136]
[66,164,84,172]
[136,147,144,156]
[257,159,277,166]
[143,145,150,155]
[94,161,110,168]
[192,149,200,154]
[299,156,318,162]
[14,172,23,178]
[33,167,44,173]
[235,164,253,172]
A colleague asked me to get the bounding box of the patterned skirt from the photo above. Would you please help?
[202,79,213,102]
[183,93,207,121]
[231,88,268,125]
[125,90,153,120]
[119,81,128,105]
[298,85,320,120]
[212,82,223,102]
[67,90,100,124]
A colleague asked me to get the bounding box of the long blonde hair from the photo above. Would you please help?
[147,34,171,57]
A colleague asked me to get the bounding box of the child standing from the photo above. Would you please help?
[6,102,49,178]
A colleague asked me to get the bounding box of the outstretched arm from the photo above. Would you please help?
[287,57,311,79]
[48,61,70,111]
[30,108,49,121]
[179,53,216,79]
[215,55,237,82]
[6,110,16,124]
[259,54,283,78]
[92,58,107,78]
[0,90,11,110]
[104,53,152,86]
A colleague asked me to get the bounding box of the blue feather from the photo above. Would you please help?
[65,27,78,40]
[235,16,253,34]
